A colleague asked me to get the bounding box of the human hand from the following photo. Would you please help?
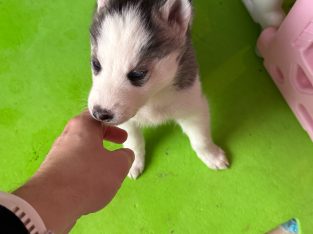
[14,112,134,234]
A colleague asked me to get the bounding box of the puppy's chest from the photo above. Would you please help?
[133,104,174,126]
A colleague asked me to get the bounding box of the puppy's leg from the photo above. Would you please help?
[177,97,229,170]
[119,121,145,179]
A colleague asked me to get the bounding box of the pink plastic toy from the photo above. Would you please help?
[243,0,313,141]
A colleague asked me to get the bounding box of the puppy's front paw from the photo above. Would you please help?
[128,159,144,180]
[200,144,230,170]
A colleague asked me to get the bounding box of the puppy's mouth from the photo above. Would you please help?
[90,111,136,126]
[99,119,124,126]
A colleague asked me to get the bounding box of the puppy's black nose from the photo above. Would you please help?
[92,106,114,122]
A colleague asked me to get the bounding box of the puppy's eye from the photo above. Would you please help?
[127,70,148,86]
[92,59,101,74]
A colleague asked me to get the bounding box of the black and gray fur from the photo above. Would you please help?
[90,0,198,90]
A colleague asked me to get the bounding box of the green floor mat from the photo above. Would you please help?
[0,0,312,233]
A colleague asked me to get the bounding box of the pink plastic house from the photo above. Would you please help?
[243,0,313,141]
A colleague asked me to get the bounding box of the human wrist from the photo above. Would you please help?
[0,191,48,233]
[13,175,80,234]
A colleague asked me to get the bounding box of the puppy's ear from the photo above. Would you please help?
[97,0,109,11]
[158,0,192,35]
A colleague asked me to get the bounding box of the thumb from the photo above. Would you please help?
[109,148,135,178]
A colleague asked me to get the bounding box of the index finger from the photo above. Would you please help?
[64,111,128,144]
[63,111,103,138]
[103,125,128,144]
[80,111,128,144]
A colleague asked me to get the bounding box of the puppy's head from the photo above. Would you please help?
[88,0,192,125]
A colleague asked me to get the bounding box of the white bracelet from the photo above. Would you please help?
[0,191,51,234]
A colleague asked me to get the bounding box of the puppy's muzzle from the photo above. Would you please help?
[92,105,114,122]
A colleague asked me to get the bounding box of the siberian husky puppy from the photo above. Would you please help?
[88,0,229,179]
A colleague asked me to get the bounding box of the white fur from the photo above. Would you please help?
[88,7,152,125]
[89,1,229,179]
[122,78,229,179]
[121,77,228,179]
